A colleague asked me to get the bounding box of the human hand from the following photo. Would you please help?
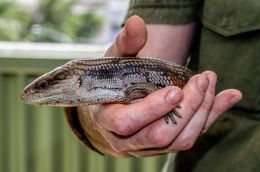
[77,16,242,157]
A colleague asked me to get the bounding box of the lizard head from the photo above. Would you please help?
[21,62,81,106]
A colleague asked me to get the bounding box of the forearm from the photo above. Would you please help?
[139,22,200,65]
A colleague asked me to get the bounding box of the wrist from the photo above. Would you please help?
[138,22,199,65]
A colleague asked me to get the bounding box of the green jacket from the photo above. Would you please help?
[126,0,260,171]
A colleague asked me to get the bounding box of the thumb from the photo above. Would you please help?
[105,15,147,57]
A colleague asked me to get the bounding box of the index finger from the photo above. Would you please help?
[95,86,183,136]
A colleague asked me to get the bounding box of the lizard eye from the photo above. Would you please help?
[38,80,49,89]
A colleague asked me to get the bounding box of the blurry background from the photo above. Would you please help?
[0,0,167,172]
[0,0,127,43]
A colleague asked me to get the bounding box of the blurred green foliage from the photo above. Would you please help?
[0,1,31,41]
[0,0,102,43]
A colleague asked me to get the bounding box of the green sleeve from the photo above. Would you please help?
[125,0,202,24]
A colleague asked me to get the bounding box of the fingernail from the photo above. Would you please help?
[197,75,209,92]
[166,88,183,105]
[230,95,242,104]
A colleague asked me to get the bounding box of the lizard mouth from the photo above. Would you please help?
[21,84,76,106]
[21,90,63,106]
[26,94,79,107]
[29,95,60,106]
[21,93,59,106]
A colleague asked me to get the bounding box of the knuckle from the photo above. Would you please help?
[148,128,172,147]
[111,115,132,136]
[177,138,195,150]
[186,97,199,113]
[200,100,212,111]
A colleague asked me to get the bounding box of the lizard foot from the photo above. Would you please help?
[164,105,182,124]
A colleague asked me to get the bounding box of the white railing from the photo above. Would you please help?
[0,42,108,59]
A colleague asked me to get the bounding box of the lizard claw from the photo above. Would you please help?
[164,107,182,124]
